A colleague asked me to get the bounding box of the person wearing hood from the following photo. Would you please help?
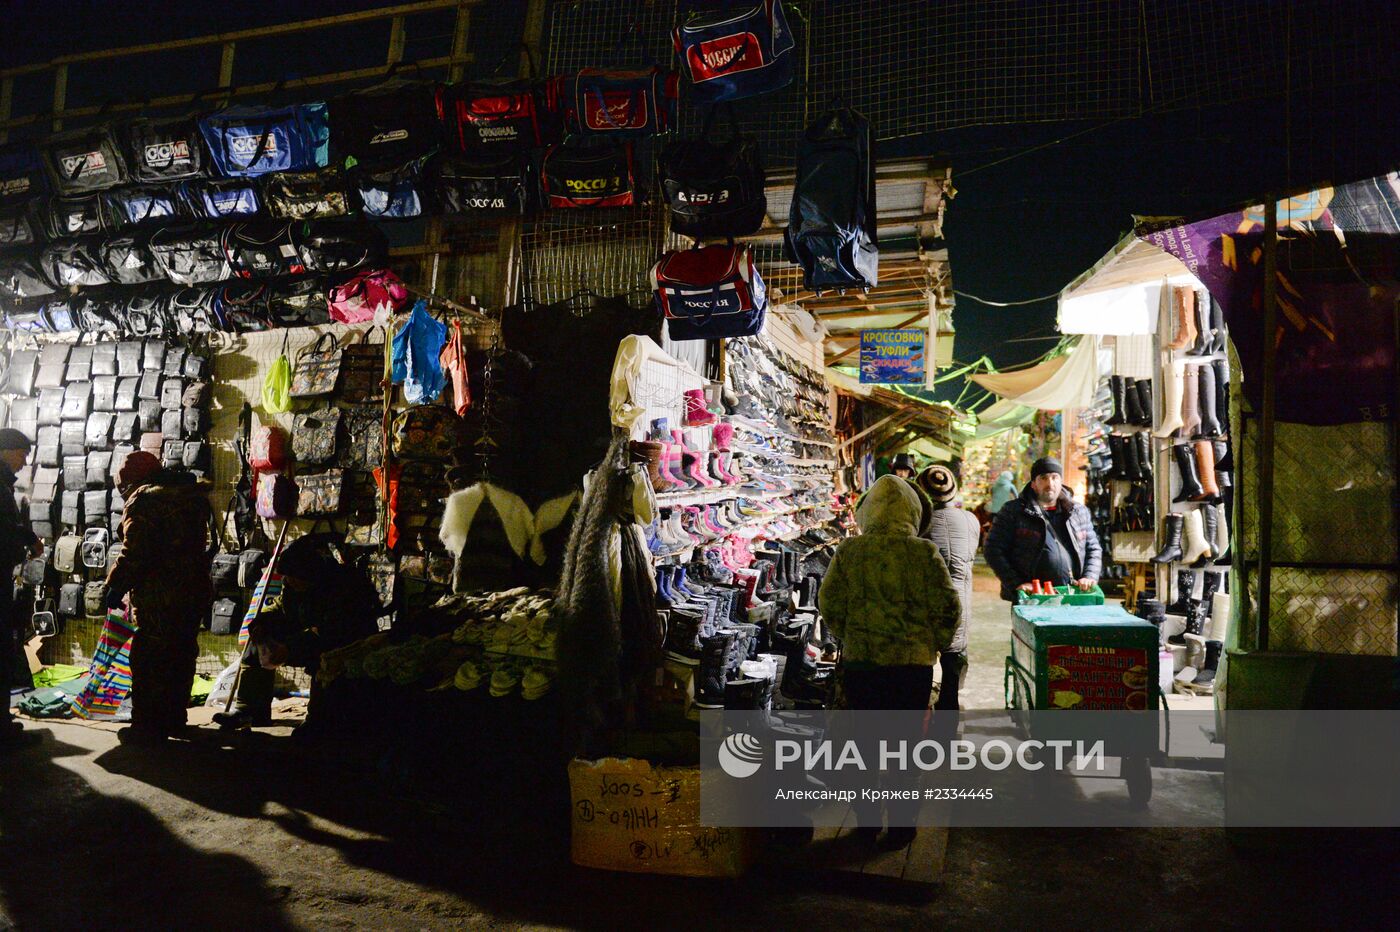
[915,465,980,716]
[819,475,960,847]
[988,470,1018,516]
[889,452,916,479]
[105,452,215,745]
[985,457,1101,602]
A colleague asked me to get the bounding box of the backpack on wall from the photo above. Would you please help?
[198,102,330,177]
[659,109,766,238]
[783,106,878,293]
[539,143,637,209]
[673,0,796,104]
[650,244,767,341]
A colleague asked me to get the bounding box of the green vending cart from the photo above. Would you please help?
[1004,603,1160,805]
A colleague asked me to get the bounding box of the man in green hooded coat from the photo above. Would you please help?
[819,474,961,846]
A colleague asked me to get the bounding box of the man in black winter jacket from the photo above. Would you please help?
[0,429,41,751]
[985,457,1101,602]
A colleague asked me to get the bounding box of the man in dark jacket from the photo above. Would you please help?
[214,535,380,739]
[106,451,216,745]
[0,429,41,751]
[985,457,1101,602]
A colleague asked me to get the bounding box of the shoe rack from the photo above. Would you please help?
[1149,285,1233,695]
[1097,333,1159,601]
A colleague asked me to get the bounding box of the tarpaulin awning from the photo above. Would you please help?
[970,335,1101,411]
[1136,172,1400,426]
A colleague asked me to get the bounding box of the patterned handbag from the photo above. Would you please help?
[390,404,459,461]
[339,327,387,403]
[291,406,341,465]
[339,405,385,470]
[296,469,345,516]
[290,332,343,397]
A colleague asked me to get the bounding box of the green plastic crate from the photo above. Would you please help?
[1014,584,1105,606]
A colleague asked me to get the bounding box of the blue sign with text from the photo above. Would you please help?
[860,329,926,384]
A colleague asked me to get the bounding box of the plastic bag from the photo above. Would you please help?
[204,658,243,709]
[262,350,292,414]
[390,300,447,404]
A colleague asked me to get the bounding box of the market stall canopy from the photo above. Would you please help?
[1057,234,1196,335]
[734,159,957,378]
[969,335,1101,411]
[967,397,1037,445]
[1135,173,1400,425]
[830,369,972,459]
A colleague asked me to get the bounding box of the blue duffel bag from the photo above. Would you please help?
[199,102,330,177]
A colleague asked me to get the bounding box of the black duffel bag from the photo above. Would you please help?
[215,282,273,332]
[103,184,188,228]
[180,177,262,220]
[168,285,223,334]
[0,202,42,248]
[329,74,442,169]
[125,115,206,183]
[292,220,385,275]
[539,142,638,209]
[220,221,303,279]
[41,237,112,288]
[355,157,427,220]
[149,224,231,285]
[72,291,124,334]
[98,232,164,285]
[42,193,107,238]
[264,167,355,221]
[43,124,129,194]
[0,249,57,302]
[430,150,531,215]
[266,276,330,327]
[659,110,767,238]
[125,286,173,337]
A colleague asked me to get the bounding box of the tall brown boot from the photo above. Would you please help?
[1192,440,1220,501]
[1168,287,1197,350]
[628,440,669,493]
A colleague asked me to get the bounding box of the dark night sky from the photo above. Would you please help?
[4,1,1397,406]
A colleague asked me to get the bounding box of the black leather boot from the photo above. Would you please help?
[1151,514,1185,564]
[1167,569,1195,614]
[1134,379,1154,426]
[1133,431,1153,480]
[1107,434,1128,480]
[1208,296,1227,354]
[1106,376,1127,426]
[1213,359,1230,430]
[1172,443,1204,503]
[1122,377,1145,426]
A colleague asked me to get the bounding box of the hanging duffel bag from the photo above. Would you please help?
[328,268,408,324]
[355,157,427,219]
[198,102,330,177]
[5,305,48,334]
[329,74,442,169]
[72,292,123,335]
[265,276,330,327]
[0,250,58,302]
[214,282,272,332]
[659,109,767,238]
[263,167,355,220]
[560,67,678,140]
[540,142,637,209]
[40,237,111,288]
[97,232,164,285]
[783,106,879,292]
[42,193,107,238]
[103,184,187,228]
[429,151,531,215]
[650,244,767,340]
[125,115,207,183]
[440,65,560,154]
[124,287,173,337]
[0,202,41,248]
[673,0,796,104]
[0,145,49,208]
[292,220,385,275]
[168,285,222,334]
[220,221,305,280]
[149,224,230,285]
[181,177,262,220]
[41,298,78,333]
[43,124,129,194]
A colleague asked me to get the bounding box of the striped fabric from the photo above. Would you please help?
[70,609,137,720]
[238,573,284,648]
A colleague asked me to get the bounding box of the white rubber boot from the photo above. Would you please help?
[1154,358,1186,437]
[1213,503,1230,559]
[1208,591,1232,642]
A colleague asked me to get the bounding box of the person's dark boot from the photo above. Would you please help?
[1184,602,1209,638]
[1199,570,1222,609]
[1105,376,1128,426]
[1197,363,1222,436]
[695,632,735,709]
[117,725,170,746]
[1134,379,1154,426]
[1189,290,1213,355]
[1193,640,1223,690]
[1133,431,1153,480]
[1172,443,1204,503]
[214,664,275,730]
[1121,434,1142,482]
[724,676,765,710]
[1122,377,1145,426]
[1166,570,1195,614]
[1151,514,1185,564]
[1106,434,1125,480]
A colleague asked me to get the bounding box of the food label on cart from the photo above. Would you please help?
[1046,645,1150,710]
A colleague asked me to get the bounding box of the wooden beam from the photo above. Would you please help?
[387,15,407,65]
[218,42,236,88]
[838,409,914,450]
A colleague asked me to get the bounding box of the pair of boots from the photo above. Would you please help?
[1167,287,1226,354]
[1156,358,1230,438]
[1171,441,1230,503]
[1151,505,1230,566]
[1166,568,1223,615]
[1105,376,1153,427]
[1176,639,1224,691]
[1108,432,1153,481]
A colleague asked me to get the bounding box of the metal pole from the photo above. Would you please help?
[1256,198,1280,652]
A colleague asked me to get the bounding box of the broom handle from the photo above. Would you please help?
[222,520,291,715]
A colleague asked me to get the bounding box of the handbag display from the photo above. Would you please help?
[198,102,330,178]
[161,409,182,439]
[659,111,767,238]
[209,597,239,636]
[35,344,69,390]
[62,382,92,419]
[84,581,108,618]
[0,146,49,210]
[340,405,386,470]
[365,551,398,608]
[328,269,407,324]
[210,551,241,590]
[0,202,40,248]
[355,159,426,219]
[391,405,460,461]
[256,472,298,519]
[59,490,84,529]
[168,286,222,333]
[161,438,185,468]
[181,177,262,220]
[22,554,48,588]
[41,193,107,238]
[340,329,387,403]
[8,398,39,441]
[182,381,209,408]
[291,406,342,465]
[37,388,65,426]
[111,412,139,444]
[220,221,305,279]
[149,224,231,286]
[0,249,58,302]
[125,116,207,183]
[295,469,345,516]
[292,220,386,275]
[264,167,354,220]
[139,431,164,458]
[103,184,187,227]
[160,377,184,410]
[290,333,343,397]
[40,298,79,333]
[265,277,331,327]
[60,422,86,457]
[238,548,269,589]
[429,151,531,215]
[441,69,560,154]
[73,293,123,335]
[115,376,140,411]
[215,282,272,332]
[673,0,796,103]
[58,582,84,618]
[182,406,206,438]
[651,244,768,340]
[116,341,143,378]
[540,142,638,208]
[35,427,60,467]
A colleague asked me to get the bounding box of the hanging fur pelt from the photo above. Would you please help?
[554,433,631,746]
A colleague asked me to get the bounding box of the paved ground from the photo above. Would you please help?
[1,570,1392,930]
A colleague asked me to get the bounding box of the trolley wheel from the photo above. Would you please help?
[1124,755,1152,808]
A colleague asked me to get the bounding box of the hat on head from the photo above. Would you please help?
[0,428,32,452]
[1030,456,1063,480]
[917,464,959,503]
[116,450,162,489]
[890,453,916,472]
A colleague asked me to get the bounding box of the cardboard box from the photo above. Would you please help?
[569,756,759,878]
